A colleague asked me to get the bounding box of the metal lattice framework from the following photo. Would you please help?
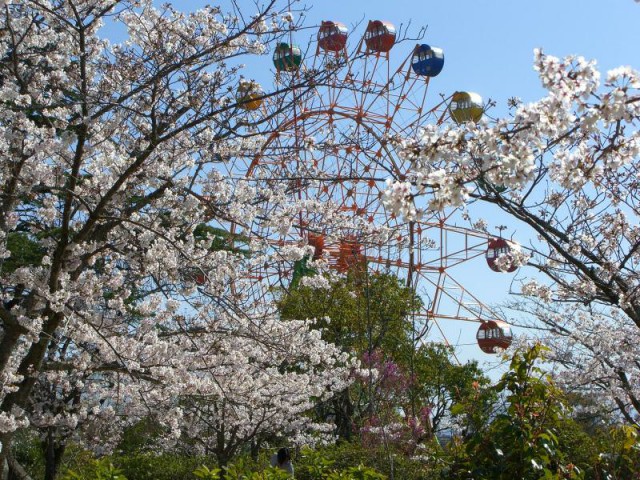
[214,22,509,355]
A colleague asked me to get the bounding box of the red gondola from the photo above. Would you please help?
[364,20,396,53]
[318,21,348,52]
[477,320,513,354]
[486,238,520,273]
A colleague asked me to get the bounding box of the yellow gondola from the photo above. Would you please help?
[450,91,483,124]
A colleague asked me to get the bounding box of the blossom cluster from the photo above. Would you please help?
[0,0,358,469]
[392,48,640,420]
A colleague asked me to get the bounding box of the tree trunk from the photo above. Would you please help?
[7,465,18,480]
[43,428,65,480]
[4,453,34,480]
[334,390,354,441]
[0,434,11,480]
[250,440,260,461]
[215,449,229,470]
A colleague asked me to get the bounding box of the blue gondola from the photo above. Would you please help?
[411,44,444,77]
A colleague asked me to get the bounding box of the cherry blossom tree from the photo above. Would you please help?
[386,50,640,423]
[0,1,357,478]
[504,298,640,427]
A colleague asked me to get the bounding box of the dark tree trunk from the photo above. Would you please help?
[6,462,17,480]
[43,429,65,480]
[215,450,229,470]
[250,440,260,461]
[333,390,354,441]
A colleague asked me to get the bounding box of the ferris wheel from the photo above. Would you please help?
[214,20,517,356]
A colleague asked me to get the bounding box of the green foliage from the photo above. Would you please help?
[1,231,45,273]
[294,443,432,480]
[115,453,215,480]
[553,418,599,477]
[279,271,420,368]
[410,343,491,433]
[60,458,127,480]
[448,344,584,479]
[252,467,293,480]
[116,418,165,454]
[593,424,640,479]
[193,463,290,480]
[187,449,388,480]
[279,270,423,440]
[324,465,386,480]
[193,223,249,256]
[289,447,386,480]
[11,431,46,478]
[60,453,216,480]
[297,446,337,479]
[193,465,221,479]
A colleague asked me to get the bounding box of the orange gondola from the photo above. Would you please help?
[236,80,263,111]
[328,236,365,273]
[307,233,325,260]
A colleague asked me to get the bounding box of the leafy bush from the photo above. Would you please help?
[59,452,216,480]
[594,425,640,479]
[294,444,431,480]
[60,458,127,480]
[191,450,387,480]
[115,453,216,480]
[446,345,585,479]
[193,464,292,479]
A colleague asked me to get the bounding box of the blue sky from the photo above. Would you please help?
[289,0,640,116]
[114,1,639,367]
